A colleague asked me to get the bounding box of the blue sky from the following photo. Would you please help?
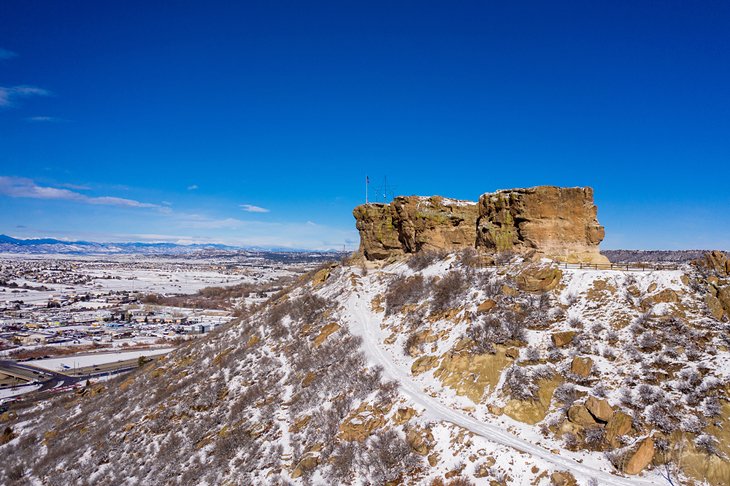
[1,1,729,250]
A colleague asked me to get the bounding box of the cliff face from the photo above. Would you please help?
[353,186,608,264]
[476,187,608,264]
[352,196,478,260]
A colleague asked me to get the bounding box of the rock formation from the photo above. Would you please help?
[476,187,608,264]
[352,195,478,260]
[353,186,608,264]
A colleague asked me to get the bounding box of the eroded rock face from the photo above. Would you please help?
[353,196,478,260]
[353,186,608,263]
[477,186,608,264]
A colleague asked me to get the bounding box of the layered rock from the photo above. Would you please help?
[353,196,478,260]
[353,186,608,264]
[476,186,607,264]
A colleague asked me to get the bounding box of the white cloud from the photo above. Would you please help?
[187,184,198,190]
[0,48,17,60]
[0,176,160,209]
[240,203,270,213]
[0,85,50,107]
[26,116,60,122]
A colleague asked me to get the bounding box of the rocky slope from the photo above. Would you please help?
[353,186,608,264]
[2,248,728,485]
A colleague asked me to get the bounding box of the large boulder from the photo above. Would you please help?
[624,437,655,475]
[570,357,593,377]
[585,396,614,422]
[476,186,608,264]
[516,266,563,292]
[568,404,597,427]
[605,411,633,447]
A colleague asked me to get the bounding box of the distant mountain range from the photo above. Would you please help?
[0,234,340,256]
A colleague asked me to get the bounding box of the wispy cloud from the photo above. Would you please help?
[26,116,61,123]
[0,176,160,209]
[0,85,50,107]
[240,203,270,213]
[0,48,17,60]
[58,182,91,191]
[187,184,198,190]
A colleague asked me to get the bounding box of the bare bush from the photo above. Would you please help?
[357,429,422,484]
[407,251,445,271]
[505,364,553,401]
[385,275,426,315]
[584,427,605,448]
[431,271,468,313]
[695,434,720,456]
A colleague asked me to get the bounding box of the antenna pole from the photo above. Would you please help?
[365,176,369,204]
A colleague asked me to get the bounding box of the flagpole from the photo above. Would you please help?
[365,176,369,204]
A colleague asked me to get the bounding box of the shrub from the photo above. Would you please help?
[695,434,720,456]
[431,271,468,313]
[385,275,426,315]
[407,251,444,271]
[504,364,553,401]
[584,427,606,448]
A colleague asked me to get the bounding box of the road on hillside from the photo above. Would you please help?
[341,283,665,486]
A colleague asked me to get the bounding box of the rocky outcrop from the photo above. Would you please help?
[353,196,478,260]
[353,186,608,263]
[476,186,607,264]
[695,250,730,277]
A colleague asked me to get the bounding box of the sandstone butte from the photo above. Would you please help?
[353,186,609,264]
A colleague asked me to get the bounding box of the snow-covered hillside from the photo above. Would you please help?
[1,251,728,485]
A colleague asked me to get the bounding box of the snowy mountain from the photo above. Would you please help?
[0,234,342,257]
[2,249,728,485]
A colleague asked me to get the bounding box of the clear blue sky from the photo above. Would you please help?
[1,1,728,250]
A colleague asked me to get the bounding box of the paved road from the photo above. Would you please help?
[1,354,162,400]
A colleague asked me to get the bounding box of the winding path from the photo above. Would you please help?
[343,286,664,486]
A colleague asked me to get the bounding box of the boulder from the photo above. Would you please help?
[550,471,577,486]
[313,322,340,347]
[477,299,497,313]
[504,377,561,425]
[434,349,513,403]
[624,437,655,475]
[605,411,632,447]
[338,404,386,441]
[393,407,417,425]
[570,357,593,377]
[516,266,563,292]
[552,331,576,347]
[640,289,679,309]
[476,186,608,264]
[585,396,614,422]
[568,404,597,427]
[291,452,319,478]
[706,294,725,320]
[405,427,434,456]
[411,355,440,375]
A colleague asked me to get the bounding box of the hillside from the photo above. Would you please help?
[1,247,729,485]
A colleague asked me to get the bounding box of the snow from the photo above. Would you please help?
[0,383,42,400]
[340,265,667,486]
[27,347,174,371]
